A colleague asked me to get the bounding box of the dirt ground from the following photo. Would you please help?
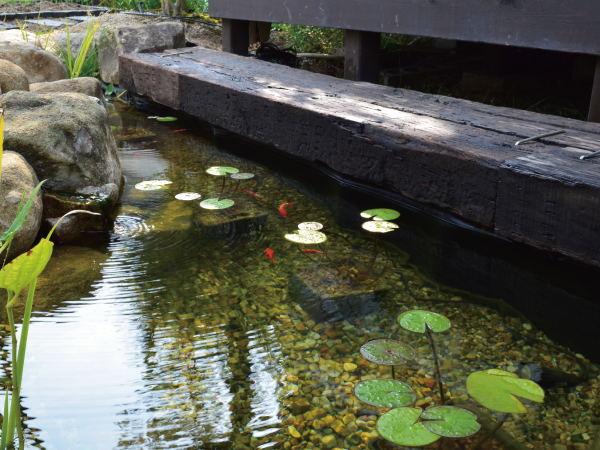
[0,1,89,12]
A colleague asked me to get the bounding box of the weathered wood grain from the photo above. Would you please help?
[210,0,600,56]
[344,30,381,83]
[119,47,600,265]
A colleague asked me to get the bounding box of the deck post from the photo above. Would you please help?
[222,19,250,56]
[589,56,600,123]
[344,30,381,83]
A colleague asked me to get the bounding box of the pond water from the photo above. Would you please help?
[7,103,599,449]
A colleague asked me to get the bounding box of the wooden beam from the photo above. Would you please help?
[344,30,381,83]
[221,18,249,56]
[589,56,600,123]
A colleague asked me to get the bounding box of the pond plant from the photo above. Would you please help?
[359,338,415,379]
[360,208,400,280]
[284,222,328,261]
[200,166,239,210]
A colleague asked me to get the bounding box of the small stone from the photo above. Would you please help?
[416,397,433,407]
[321,435,337,450]
[343,363,358,372]
[523,323,533,331]
[423,378,436,388]
[290,399,311,415]
[296,323,307,332]
[331,419,346,435]
[342,414,356,425]
[288,426,301,438]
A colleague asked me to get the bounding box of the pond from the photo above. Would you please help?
[9,102,599,449]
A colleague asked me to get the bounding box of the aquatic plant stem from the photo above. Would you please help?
[472,413,509,450]
[391,366,395,379]
[425,324,445,405]
[6,299,24,444]
[370,235,390,283]
[363,235,378,277]
[16,279,36,387]
[217,177,226,201]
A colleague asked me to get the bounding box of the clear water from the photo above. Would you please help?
[5,104,598,449]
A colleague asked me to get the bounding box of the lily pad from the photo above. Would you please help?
[230,173,254,179]
[135,180,172,191]
[284,230,327,244]
[175,192,201,201]
[466,369,544,413]
[156,116,178,122]
[421,406,480,438]
[200,198,235,210]
[361,208,400,221]
[206,166,240,176]
[362,221,398,233]
[377,408,439,447]
[397,310,451,333]
[354,379,415,408]
[298,222,323,231]
[359,339,415,366]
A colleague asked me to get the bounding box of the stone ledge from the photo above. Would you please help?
[119,47,600,267]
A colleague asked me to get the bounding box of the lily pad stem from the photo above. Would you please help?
[364,235,378,277]
[391,365,395,379]
[425,324,445,405]
[370,235,390,284]
[6,298,24,444]
[473,413,509,450]
[217,177,226,201]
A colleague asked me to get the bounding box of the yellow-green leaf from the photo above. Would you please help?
[0,239,53,293]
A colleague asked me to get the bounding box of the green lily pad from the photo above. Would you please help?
[298,222,323,231]
[135,180,172,191]
[206,166,239,176]
[359,339,415,366]
[284,230,327,244]
[361,208,400,221]
[230,173,254,179]
[397,310,451,333]
[466,369,544,413]
[421,406,480,438]
[156,116,178,122]
[377,408,439,447]
[200,198,235,210]
[354,379,415,408]
[362,220,398,233]
[175,192,201,201]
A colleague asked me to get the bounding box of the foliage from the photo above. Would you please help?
[272,24,343,54]
[359,339,415,365]
[397,310,451,333]
[54,17,100,79]
[354,379,415,408]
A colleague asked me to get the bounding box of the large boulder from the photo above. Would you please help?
[0,40,67,83]
[0,151,43,261]
[30,77,106,104]
[2,90,122,194]
[0,59,29,94]
[97,22,185,85]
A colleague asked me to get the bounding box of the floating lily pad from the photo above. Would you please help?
[360,339,415,366]
[377,408,439,447]
[284,229,327,244]
[362,221,398,233]
[354,379,415,408]
[206,166,240,176]
[298,222,323,231]
[397,310,451,333]
[466,369,544,414]
[175,192,201,201]
[200,198,235,210]
[361,208,400,221]
[230,173,254,179]
[421,406,480,438]
[135,180,172,191]
[156,116,178,122]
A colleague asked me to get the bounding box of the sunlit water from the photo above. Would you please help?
[4,104,598,449]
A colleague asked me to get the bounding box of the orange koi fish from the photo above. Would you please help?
[169,129,186,133]
[302,249,324,254]
[265,248,277,264]
[134,153,142,157]
[241,188,262,198]
[278,202,293,217]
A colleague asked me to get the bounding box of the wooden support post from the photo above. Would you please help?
[344,30,381,83]
[222,19,249,56]
[589,56,600,123]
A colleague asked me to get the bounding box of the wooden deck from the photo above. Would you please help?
[119,47,600,267]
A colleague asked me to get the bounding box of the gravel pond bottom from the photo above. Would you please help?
[2,103,598,450]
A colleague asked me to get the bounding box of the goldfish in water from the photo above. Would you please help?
[134,153,142,157]
[169,129,186,133]
[302,249,324,254]
[278,202,293,217]
[265,248,277,264]
[241,188,262,198]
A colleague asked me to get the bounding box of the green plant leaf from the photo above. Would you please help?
[157,116,178,122]
[421,406,480,438]
[106,84,114,96]
[284,230,327,244]
[0,181,44,246]
[0,239,53,294]
[206,166,239,176]
[362,220,398,233]
[361,208,400,221]
[135,180,172,190]
[397,310,451,333]
[175,192,201,200]
[354,379,415,408]
[298,222,323,231]
[230,173,254,179]
[466,369,544,413]
[377,408,439,446]
[200,198,235,209]
[359,339,415,365]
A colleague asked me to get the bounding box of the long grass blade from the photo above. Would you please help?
[16,279,36,388]
[0,110,4,192]
[73,20,100,78]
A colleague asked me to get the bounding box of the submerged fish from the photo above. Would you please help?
[169,129,186,134]
[241,188,261,198]
[302,249,323,254]
[265,248,277,264]
[278,202,292,217]
[134,153,142,157]
[517,362,585,389]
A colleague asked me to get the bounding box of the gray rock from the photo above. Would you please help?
[97,22,185,85]
[2,90,122,194]
[30,77,106,104]
[0,151,43,261]
[46,215,81,244]
[0,40,66,83]
[0,59,29,94]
